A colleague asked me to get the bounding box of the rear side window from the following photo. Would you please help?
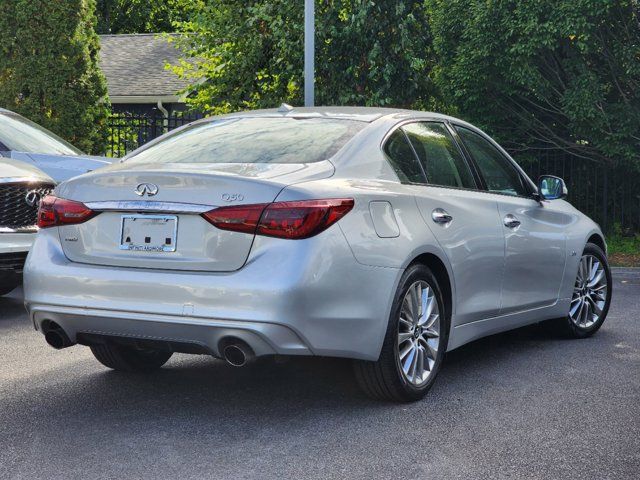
[383,129,427,183]
[455,127,529,197]
[125,117,365,165]
[402,122,476,189]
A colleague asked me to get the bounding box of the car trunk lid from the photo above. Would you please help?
[55,161,334,272]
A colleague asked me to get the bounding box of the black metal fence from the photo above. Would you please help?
[105,112,204,158]
[515,151,640,234]
[105,113,640,233]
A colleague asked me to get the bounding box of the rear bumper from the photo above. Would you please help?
[28,305,311,357]
[0,233,33,288]
[24,228,400,360]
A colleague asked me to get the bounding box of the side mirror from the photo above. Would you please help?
[538,175,568,200]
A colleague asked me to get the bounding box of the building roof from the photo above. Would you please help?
[99,34,193,104]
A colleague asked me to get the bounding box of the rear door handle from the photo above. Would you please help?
[432,208,453,224]
[503,214,521,229]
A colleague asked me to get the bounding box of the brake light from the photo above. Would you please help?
[202,198,354,239]
[37,195,97,228]
[201,203,267,234]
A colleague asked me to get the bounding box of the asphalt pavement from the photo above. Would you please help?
[1,270,638,479]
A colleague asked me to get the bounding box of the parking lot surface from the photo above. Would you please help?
[1,270,638,480]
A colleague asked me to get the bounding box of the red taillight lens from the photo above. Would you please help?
[201,198,354,239]
[37,195,97,228]
[257,199,354,239]
[201,203,268,234]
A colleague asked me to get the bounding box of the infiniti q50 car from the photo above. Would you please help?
[23,107,612,402]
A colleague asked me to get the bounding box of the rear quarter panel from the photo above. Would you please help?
[275,178,457,319]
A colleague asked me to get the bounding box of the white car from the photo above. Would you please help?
[0,109,111,295]
[24,107,611,401]
[0,108,110,182]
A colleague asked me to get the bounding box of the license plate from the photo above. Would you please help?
[119,214,178,252]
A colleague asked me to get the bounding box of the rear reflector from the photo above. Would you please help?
[38,195,97,228]
[202,198,354,239]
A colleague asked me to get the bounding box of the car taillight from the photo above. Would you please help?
[37,195,97,228]
[201,203,268,235]
[201,198,354,239]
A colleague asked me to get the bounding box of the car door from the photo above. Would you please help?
[383,122,505,326]
[454,125,567,314]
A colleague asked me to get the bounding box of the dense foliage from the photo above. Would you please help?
[173,1,435,114]
[96,0,202,34]
[427,0,640,169]
[0,0,109,153]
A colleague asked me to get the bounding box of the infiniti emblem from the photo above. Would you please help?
[135,183,159,197]
[24,190,42,207]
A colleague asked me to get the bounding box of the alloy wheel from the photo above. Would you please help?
[396,280,440,386]
[569,254,608,329]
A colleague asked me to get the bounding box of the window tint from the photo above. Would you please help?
[125,117,365,165]
[402,122,476,189]
[455,127,528,196]
[0,113,82,155]
[383,129,427,183]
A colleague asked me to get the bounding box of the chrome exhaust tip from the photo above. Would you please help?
[222,342,254,367]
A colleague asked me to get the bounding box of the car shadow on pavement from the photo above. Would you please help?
[0,290,26,321]
[10,319,620,418]
[1,278,626,425]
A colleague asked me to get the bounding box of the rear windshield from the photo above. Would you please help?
[0,113,82,155]
[124,117,365,165]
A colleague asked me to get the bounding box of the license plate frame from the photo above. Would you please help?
[119,214,178,252]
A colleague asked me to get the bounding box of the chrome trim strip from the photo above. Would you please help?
[0,226,38,233]
[0,177,53,185]
[85,201,214,214]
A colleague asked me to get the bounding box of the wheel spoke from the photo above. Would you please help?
[416,347,425,382]
[418,284,426,317]
[399,342,413,360]
[409,346,419,380]
[576,300,586,325]
[399,316,413,328]
[569,298,582,317]
[403,295,415,321]
[411,285,421,321]
[586,295,603,316]
[577,259,585,282]
[421,293,435,322]
[398,332,414,344]
[423,327,439,339]
[588,269,605,288]
[402,345,416,374]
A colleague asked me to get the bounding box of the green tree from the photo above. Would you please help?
[427,0,640,168]
[0,0,110,154]
[96,0,202,34]
[172,1,436,114]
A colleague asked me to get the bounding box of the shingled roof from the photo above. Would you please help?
[99,34,193,103]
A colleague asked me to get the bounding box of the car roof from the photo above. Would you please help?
[194,106,468,125]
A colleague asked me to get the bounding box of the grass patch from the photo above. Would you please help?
[606,227,640,267]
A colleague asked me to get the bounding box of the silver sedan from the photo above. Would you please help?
[23,107,612,401]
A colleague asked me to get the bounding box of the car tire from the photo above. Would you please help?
[553,242,612,338]
[90,344,173,372]
[354,264,449,402]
